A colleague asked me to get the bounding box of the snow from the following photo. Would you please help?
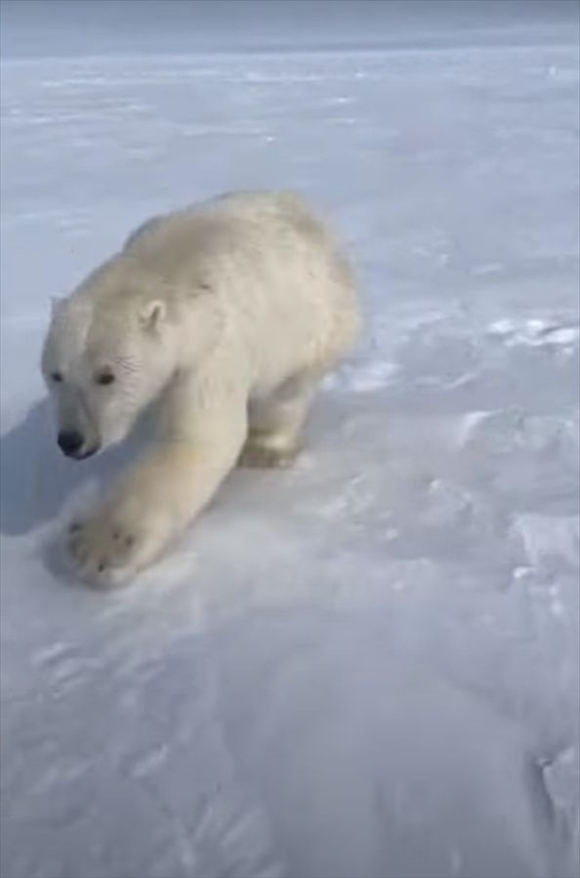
[1,10,579,878]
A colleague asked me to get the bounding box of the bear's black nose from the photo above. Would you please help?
[57,429,84,457]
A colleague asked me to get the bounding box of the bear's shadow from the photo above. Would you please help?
[0,399,151,538]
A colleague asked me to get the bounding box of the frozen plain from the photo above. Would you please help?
[1,26,579,878]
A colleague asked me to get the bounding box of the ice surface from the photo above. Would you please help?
[1,9,579,878]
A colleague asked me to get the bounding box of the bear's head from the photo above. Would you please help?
[41,275,218,459]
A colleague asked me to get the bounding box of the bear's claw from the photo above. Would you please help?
[65,514,144,589]
[238,442,300,469]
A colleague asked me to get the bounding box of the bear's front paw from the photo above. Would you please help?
[65,509,161,589]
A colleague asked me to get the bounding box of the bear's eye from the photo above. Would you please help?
[51,371,63,383]
[95,370,115,386]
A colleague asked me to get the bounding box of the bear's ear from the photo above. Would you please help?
[139,299,166,332]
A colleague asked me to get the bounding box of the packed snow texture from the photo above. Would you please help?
[1,17,579,878]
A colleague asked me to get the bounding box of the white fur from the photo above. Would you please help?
[41,190,360,587]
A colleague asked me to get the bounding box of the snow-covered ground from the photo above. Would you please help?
[1,17,579,878]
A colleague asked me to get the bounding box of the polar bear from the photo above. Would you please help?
[41,191,360,588]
